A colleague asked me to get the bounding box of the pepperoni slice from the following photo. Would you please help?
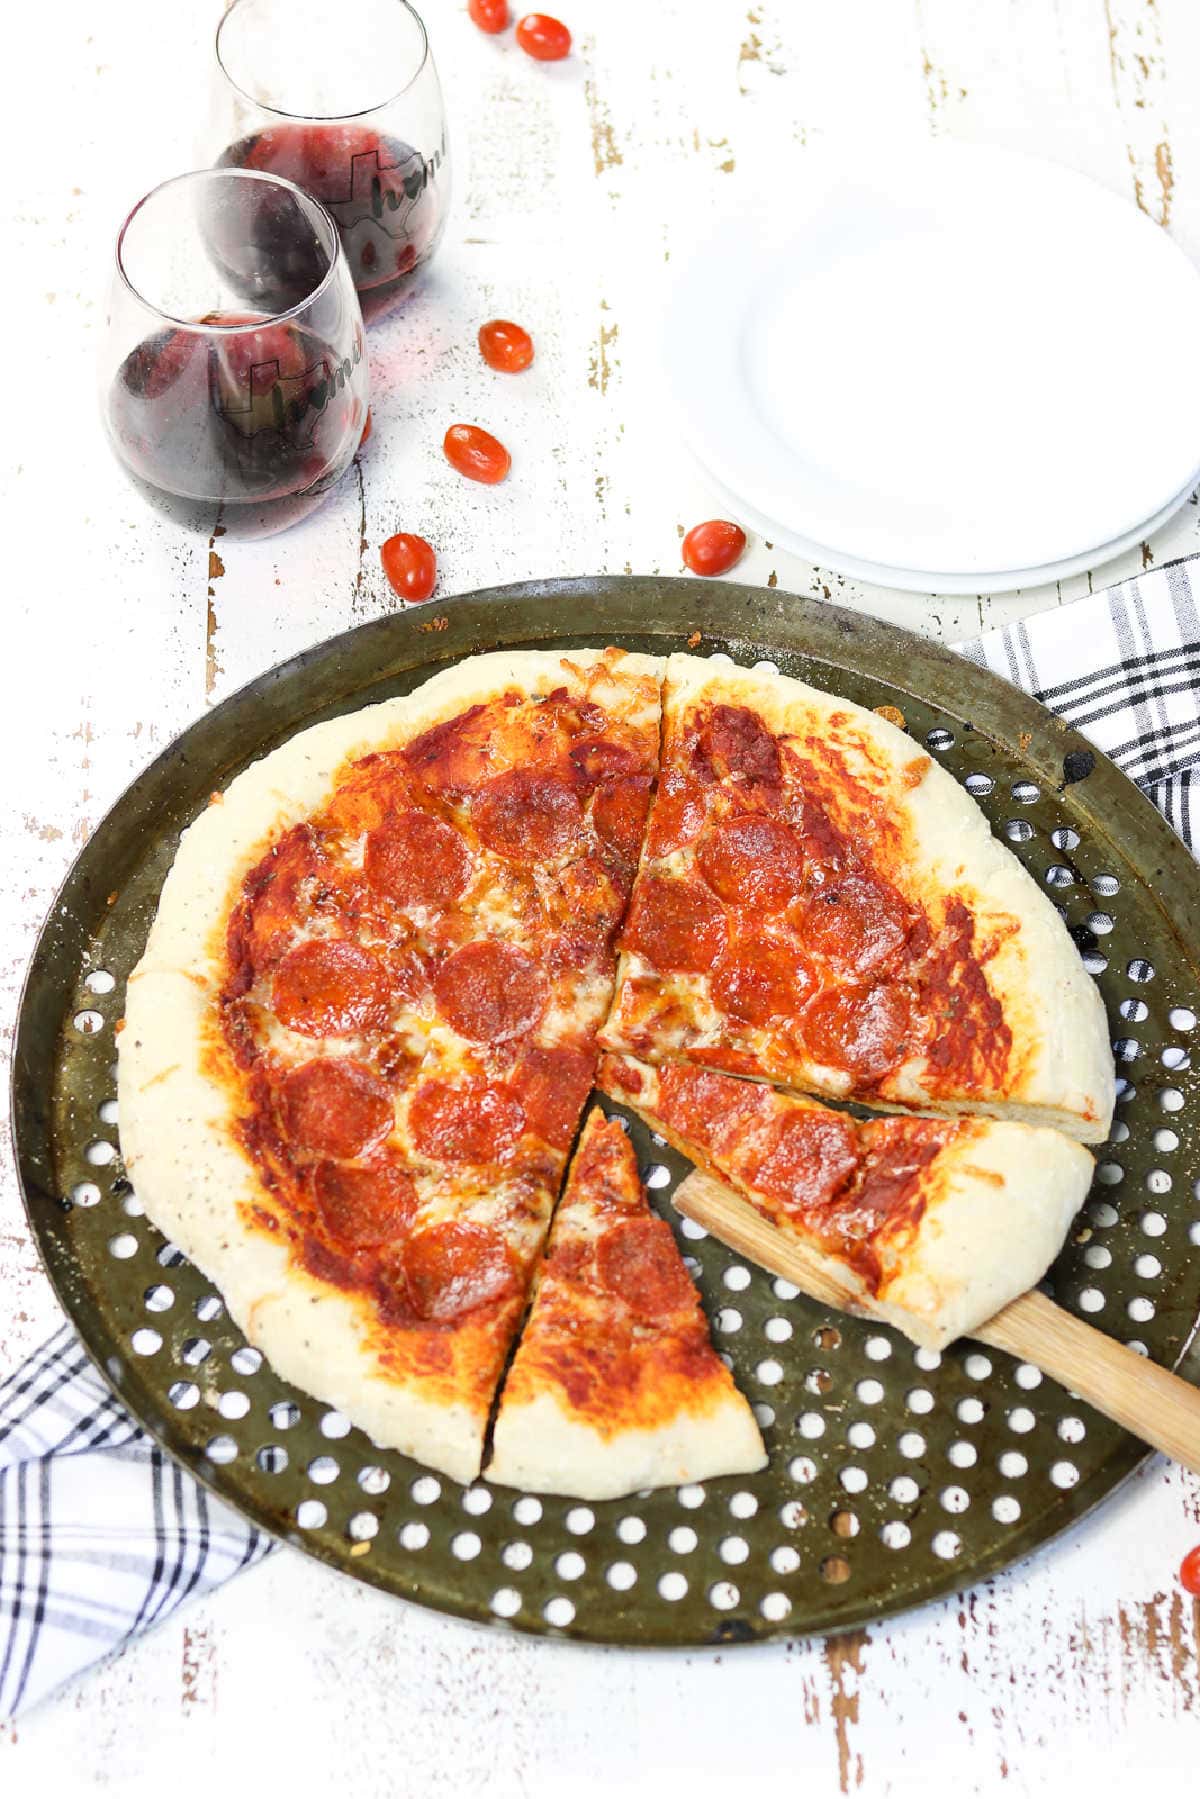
[509,1041,595,1148]
[433,939,548,1043]
[568,736,643,790]
[365,811,472,911]
[472,767,583,862]
[655,1061,775,1155]
[751,1109,860,1218]
[273,939,389,1037]
[279,1057,393,1158]
[644,768,707,858]
[797,874,912,978]
[400,1221,520,1320]
[593,1217,697,1317]
[692,704,781,788]
[230,824,325,983]
[801,983,913,1083]
[697,815,805,912]
[593,776,653,862]
[711,935,813,1024]
[621,873,727,973]
[409,1077,526,1162]
[312,1156,417,1248]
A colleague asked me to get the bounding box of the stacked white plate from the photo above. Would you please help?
[663,142,1200,595]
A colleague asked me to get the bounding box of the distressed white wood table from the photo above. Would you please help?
[3,0,1198,1791]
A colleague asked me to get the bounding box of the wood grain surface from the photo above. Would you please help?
[2,0,1198,1792]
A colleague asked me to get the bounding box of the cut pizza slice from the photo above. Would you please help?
[598,1054,1095,1350]
[119,647,663,1485]
[487,1106,766,1497]
[600,653,1115,1142]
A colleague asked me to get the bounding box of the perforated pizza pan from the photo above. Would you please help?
[12,577,1200,1647]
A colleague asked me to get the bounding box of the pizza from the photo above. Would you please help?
[119,648,663,1484]
[598,1054,1095,1350]
[487,1108,765,1497]
[118,641,1113,1496]
[600,654,1114,1143]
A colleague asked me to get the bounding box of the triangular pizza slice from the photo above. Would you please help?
[487,1106,766,1497]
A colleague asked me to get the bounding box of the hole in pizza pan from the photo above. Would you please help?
[1128,1295,1156,1322]
[789,1456,817,1484]
[1153,1127,1178,1152]
[948,1440,978,1469]
[830,1509,860,1538]
[1086,911,1114,936]
[779,1499,809,1530]
[74,1009,104,1036]
[993,1496,1021,1524]
[772,1546,802,1576]
[761,1592,792,1621]
[1134,1252,1162,1278]
[270,1401,300,1430]
[677,1485,705,1510]
[258,1445,288,1473]
[1011,780,1040,803]
[168,1381,199,1410]
[839,1467,868,1495]
[906,1387,934,1414]
[355,1465,389,1496]
[669,1525,698,1554]
[218,1390,250,1420]
[926,728,954,751]
[1051,1461,1080,1490]
[1092,872,1119,897]
[848,1421,876,1449]
[940,1485,970,1514]
[491,1587,521,1617]
[642,1162,671,1190]
[1128,959,1156,983]
[553,1554,584,1585]
[1170,1007,1197,1031]
[932,1531,962,1560]
[230,1346,263,1377]
[729,1490,758,1520]
[964,1354,991,1380]
[709,1581,740,1611]
[513,1494,542,1525]
[719,1535,749,1565]
[1113,1038,1139,1064]
[813,1325,842,1351]
[965,772,993,796]
[1097,1161,1124,1186]
[451,1532,481,1561]
[821,1556,851,1584]
[85,968,116,994]
[1005,819,1034,843]
[956,1396,985,1424]
[881,1521,911,1549]
[143,1282,174,1312]
[798,1412,825,1440]
[206,1435,238,1465]
[1120,998,1149,1023]
[1163,1046,1191,1072]
[320,1409,351,1439]
[1058,1416,1087,1445]
[1127,1339,1149,1357]
[865,1336,893,1361]
[99,1099,119,1126]
[722,1265,751,1292]
[606,1562,637,1591]
[400,1521,430,1551]
[1083,1245,1112,1269]
[1160,1087,1185,1113]
[890,1475,919,1505]
[1141,1209,1168,1236]
[805,1368,833,1396]
[71,1181,102,1207]
[764,1316,793,1343]
[914,1346,941,1372]
[774,1277,800,1301]
[297,1499,327,1530]
[88,1140,117,1166]
[108,1233,138,1260]
[1082,951,1108,976]
[179,1337,211,1368]
[502,1541,532,1570]
[1051,826,1080,850]
[307,1456,339,1485]
[1192,1222,1200,1247]
[618,1515,647,1545]
[1008,1407,1036,1434]
[752,659,780,675]
[898,1431,926,1458]
[1045,865,1074,889]
[1015,1363,1042,1391]
[679,1217,708,1241]
[717,1308,743,1333]
[1111,1119,1130,1142]
[1000,1451,1028,1478]
[131,1328,161,1356]
[657,1573,688,1602]
[411,1475,441,1506]
[756,1358,784,1385]
[195,1293,223,1320]
[463,1486,493,1516]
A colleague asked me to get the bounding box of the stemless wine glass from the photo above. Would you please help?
[100,168,368,537]
[208,0,449,324]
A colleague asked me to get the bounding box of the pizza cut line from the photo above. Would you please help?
[117,645,1114,1495]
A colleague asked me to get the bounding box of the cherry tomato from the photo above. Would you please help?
[478,319,534,373]
[380,533,437,602]
[516,13,571,60]
[1181,1545,1200,1595]
[469,0,510,30]
[443,423,511,484]
[681,519,747,577]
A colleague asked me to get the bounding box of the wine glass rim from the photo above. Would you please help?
[114,167,345,332]
[215,0,431,122]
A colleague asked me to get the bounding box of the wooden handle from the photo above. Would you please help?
[675,1169,1200,1477]
[977,1291,1200,1476]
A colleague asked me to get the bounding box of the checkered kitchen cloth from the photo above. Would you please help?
[4,552,1200,1719]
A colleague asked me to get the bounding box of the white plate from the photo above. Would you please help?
[690,445,1200,597]
[664,140,1200,581]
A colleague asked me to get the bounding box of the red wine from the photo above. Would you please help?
[219,123,447,321]
[107,312,365,535]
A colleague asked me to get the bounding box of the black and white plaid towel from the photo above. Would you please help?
[3,553,1200,1719]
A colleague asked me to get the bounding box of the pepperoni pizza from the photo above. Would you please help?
[487,1107,765,1497]
[599,1054,1094,1350]
[601,654,1114,1142]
